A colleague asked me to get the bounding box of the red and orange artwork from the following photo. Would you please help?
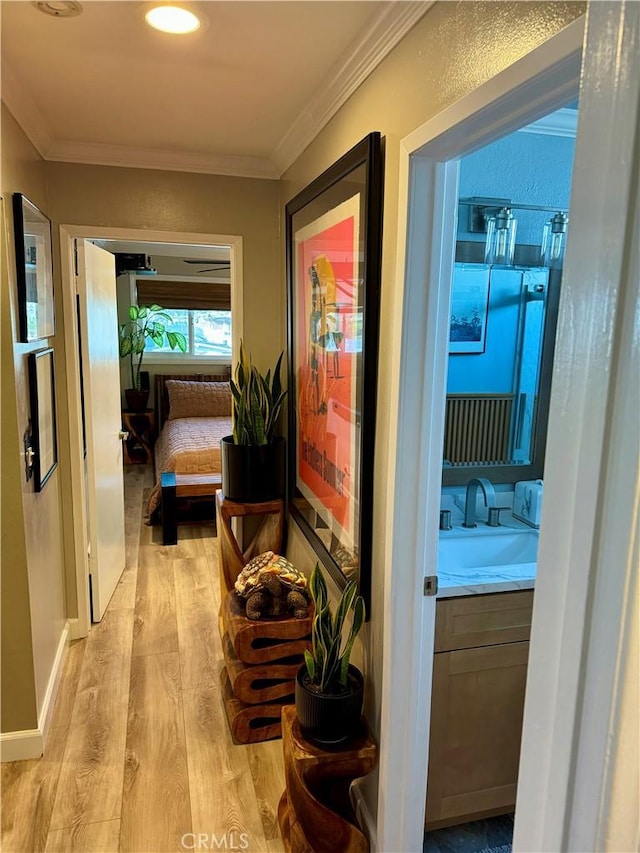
[293,194,361,547]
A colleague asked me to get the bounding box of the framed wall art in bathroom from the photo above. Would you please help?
[285,132,384,615]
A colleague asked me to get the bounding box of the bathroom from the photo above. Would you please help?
[424,104,577,852]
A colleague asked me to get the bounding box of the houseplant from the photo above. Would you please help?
[221,341,287,502]
[119,304,186,411]
[295,563,366,745]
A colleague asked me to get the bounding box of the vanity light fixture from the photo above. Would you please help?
[145,5,201,34]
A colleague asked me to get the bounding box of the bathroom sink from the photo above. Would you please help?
[438,528,539,572]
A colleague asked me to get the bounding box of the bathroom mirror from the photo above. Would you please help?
[442,262,561,486]
[442,109,576,486]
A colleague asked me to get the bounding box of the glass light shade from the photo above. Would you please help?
[145,5,200,34]
[484,207,517,265]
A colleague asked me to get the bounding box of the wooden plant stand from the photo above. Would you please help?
[215,492,285,599]
[278,706,377,853]
[219,592,312,744]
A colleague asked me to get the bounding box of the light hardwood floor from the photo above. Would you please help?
[1,467,286,853]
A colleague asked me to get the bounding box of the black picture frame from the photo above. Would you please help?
[285,132,384,615]
[28,348,58,491]
[13,193,55,342]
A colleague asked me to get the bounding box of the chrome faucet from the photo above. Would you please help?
[463,477,496,528]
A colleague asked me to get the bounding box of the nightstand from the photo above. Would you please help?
[122,409,155,465]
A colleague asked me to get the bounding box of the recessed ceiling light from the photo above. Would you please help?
[145,5,200,35]
[35,1,83,17]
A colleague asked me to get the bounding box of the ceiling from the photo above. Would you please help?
[1,0,432,179]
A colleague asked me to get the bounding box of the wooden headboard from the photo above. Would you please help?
[154,369,232,428]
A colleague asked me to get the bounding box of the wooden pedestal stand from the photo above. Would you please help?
[219,593,312,744]
[277,706,377,853]
[215,492,285,600]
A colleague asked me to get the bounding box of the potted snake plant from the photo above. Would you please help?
[221,341,287,502]
[295,563,366,745]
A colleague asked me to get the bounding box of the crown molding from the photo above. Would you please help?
[518,107,578,137]
[272,1,435,176]
[43,140,280,179]
[1,65,53,157]
[1,1,434,180]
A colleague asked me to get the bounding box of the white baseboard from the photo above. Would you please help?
[351,779,378,851]
[0,729,44,762]
[39,620,70,742]
[0,620,70,763]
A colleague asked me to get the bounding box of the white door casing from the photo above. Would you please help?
[60,226,244,637]
[75,239,126,621]
[380,5,639,852]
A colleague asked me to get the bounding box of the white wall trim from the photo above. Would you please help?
[44,140,280,180]
[378,17,585,853]
[272,1,434,176]
[518,106,578,138]
[2,3,433,180]
[351,779,378,850]
[0,729,44,763]
[1,66,52,159]
[68,617,83,641]
[37,620,70,743]
[0,620,70,762]
[59,225,244,632]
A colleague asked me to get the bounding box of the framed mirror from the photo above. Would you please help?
[442,263,561,486]
[13,193,55,342]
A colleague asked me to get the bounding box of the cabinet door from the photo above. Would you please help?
[425,641,529,830]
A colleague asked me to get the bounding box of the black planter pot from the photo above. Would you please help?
[220,435,285,503]
[295,664,364,746]
[125,388,150,413]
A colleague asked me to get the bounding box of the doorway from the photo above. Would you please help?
[377,9,639,853]
[60,226,243,638]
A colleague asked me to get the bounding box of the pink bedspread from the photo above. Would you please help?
[147,416,231,518]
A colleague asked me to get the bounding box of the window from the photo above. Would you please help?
[136,276,232,360]
[144,308,232,358]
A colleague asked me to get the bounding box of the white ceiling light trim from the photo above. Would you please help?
[43,140,280,180]
[145,5,200,35]
[272,0,435,176]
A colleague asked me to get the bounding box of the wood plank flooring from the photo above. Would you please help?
[1,467,286,853]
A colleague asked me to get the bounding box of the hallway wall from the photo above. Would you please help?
[280,0,585,828]
[1,103,67,735]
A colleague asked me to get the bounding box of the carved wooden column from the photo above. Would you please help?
[278,705,377,853]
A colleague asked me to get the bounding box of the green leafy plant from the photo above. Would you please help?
[230,341,287,445]
[304,563,365,693]
[118,304,187,390]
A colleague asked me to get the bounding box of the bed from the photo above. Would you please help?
[147,371,232,543]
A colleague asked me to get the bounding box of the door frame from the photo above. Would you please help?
[59,225,244,638]
[379,6,639,851]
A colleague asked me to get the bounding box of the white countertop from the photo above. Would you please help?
[436,508,538,598]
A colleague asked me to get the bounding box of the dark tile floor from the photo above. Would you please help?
[423,813,514,853]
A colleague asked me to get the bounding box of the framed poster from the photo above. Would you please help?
[286,132,384,614]
[28,348,58,491]
[13,193,55,342]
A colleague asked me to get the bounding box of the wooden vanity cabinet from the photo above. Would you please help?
[425,590,534,831]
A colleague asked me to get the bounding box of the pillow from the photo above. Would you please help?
[166,380,231,420]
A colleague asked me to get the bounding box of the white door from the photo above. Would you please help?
[76,239,126,621]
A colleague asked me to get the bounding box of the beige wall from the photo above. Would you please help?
[280,0,585,822]
[45,163,282,370]
[1,103,67,732]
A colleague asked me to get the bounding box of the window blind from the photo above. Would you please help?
[136,279,231,311]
